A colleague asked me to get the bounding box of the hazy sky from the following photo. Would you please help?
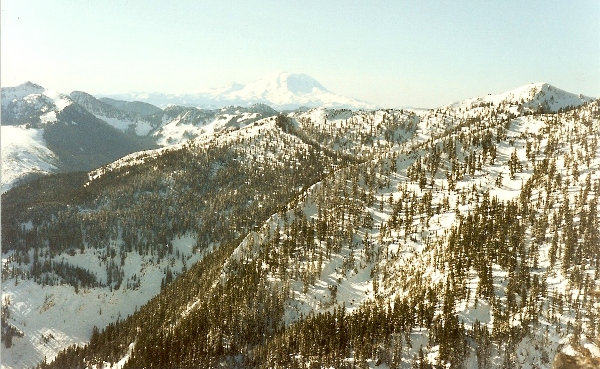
[2,0,599,107]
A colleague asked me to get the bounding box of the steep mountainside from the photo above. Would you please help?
[1,84,155,192]
[69,91,160,136]
[1,83,598,369]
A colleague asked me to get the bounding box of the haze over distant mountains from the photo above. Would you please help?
[101,72,375,110]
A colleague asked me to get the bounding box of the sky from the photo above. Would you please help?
[1,0,599,108]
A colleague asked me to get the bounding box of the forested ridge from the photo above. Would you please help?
[2,85,600,368]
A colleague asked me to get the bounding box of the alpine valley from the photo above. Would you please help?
[1,77,599,369]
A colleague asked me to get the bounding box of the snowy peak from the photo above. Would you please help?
[495,82,594,112]
[450,82,595,113]
[207,72,327,97]
[278,72,327,94]
[530,82,594,110]
[104,72,374,110]
[1,82,73,126]
[211,72,373,110]
[236,72,327,96]
[1,81,45,104]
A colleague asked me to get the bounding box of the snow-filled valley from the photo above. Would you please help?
[2,82,599,369]
[2,234,203,369]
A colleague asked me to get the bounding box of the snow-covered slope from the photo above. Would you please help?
[103,72,374,110]
[2,112,340,368]
[1,235,203,369]
[288,107,420,159]
[1,83,72,192]
[152,104,278,146]
[1,82,72,126]
[1,125,58,192]
[0,84,155,193]
[447,82,594,114]
[214,99,600,368]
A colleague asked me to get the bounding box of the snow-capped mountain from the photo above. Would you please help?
[1,82,72,126]
[104,72,375,110]
[1,83,70,192]
[200,72,374,110]
[1,82,46,106]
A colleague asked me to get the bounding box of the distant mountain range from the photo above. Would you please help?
[1,83,278,192]
[1,80,594,193]
[101,72,375,110]
[1,83,155,192]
